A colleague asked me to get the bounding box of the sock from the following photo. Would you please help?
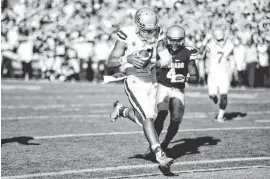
[152,145,162,158]
[154,111,168,137]
[121,107,128,117]
[217,109,225,119]
[164,120,180,145]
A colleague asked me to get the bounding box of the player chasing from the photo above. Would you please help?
[154,25,199,151]
[200,28,234,122]
[106,8,173,169]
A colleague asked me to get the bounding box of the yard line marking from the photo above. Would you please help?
[1,85,42,91]
[1,114,109,120]
[2,100,270,109]
[2,157,270,179]
[33,126,270,139]
[255,120,270,123]
[1,103,112,109]
[1,92,260,100]
[2,110,270,121]
[107,165,270,179]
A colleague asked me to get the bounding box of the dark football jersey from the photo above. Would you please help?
[156,46,198,89]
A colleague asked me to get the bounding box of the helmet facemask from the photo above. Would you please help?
[165,25,186,52]
[166,36,185,51]
[137,26,158,43]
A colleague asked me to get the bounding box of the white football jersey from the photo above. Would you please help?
[116,26,164,82]
[206,39,234,74]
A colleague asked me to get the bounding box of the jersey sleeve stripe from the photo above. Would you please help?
[118,30,127,38]
[190,55,198,60]
[117,33,127,40]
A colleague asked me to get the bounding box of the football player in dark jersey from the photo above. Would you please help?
[154,25,199,150]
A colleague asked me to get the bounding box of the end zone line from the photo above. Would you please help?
[107,165,270,179]
[2,157,270,179]
[33,126,270,139]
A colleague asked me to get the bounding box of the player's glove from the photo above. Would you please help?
[127,51,149,69]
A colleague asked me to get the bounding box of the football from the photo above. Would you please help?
[136,50,150,60]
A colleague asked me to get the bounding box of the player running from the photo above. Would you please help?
[106,8,173,168]
[200,28,234,122]
[154,25,199,151]
[108,24,199,154]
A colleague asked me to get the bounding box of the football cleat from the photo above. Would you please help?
[155,147,173,168]
[110,101,123,122]
[214,115,225,123]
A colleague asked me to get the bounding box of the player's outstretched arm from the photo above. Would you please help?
[187,60,199,84]
[106,40,127,68]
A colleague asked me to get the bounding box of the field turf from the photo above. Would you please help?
[1,80,270,178]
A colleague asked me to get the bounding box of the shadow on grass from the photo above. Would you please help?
[129,136,221,162]
[224,112,247,120]
[168,136,221,159]
[1,136,40,146]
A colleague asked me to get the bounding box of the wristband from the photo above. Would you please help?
[119,57,127,65]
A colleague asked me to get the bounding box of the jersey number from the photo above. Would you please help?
[166,69,185,83]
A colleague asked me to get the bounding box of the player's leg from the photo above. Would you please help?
[208,74,218,104]
[162,89,185,150]
[216,73,230,122]
[124,77,173,166]
[154,110,168,137]
[155,83,170,137]
[110,100,143,127]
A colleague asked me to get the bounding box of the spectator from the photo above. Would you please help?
[233,38,247,87]
[245,40,258,87]
[17,35,34,81]
[257,38,270,87]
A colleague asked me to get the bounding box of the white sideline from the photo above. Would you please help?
[255,120,270,123]
[33,126,270,139]
[2,110,270,121]
[107,165,270,179]
[2,100,270,109]
[2,157,270,179]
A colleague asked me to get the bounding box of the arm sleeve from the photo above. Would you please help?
[187,60,199,84]
[157,49,171,67]
[116,29,128,43]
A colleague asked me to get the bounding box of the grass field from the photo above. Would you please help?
[1,80,270,179]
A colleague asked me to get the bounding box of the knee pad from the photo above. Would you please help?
[219,94,228,109]
[171,111,184,123]
[170,101,184,123]
[209,95,218,104]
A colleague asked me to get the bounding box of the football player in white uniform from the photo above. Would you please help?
[106,8,173,168]
[200,29,234,122]
[154,25,199,150]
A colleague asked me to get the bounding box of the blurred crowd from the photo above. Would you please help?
[1,0,270,87]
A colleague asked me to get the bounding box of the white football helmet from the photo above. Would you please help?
[213,29,225,41]
[134,7,158,42]
[165,25,186,51]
